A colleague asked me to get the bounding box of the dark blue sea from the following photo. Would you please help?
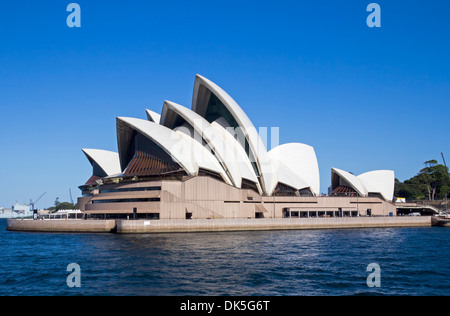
[0,219,449,296]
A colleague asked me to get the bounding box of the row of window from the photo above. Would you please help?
[283,210,372,218]
[92,198,160,204]
[99,186,161,194]
[86,213,160,220]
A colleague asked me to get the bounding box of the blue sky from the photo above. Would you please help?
[0,1,449,208]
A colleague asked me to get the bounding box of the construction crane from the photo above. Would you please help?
[442,152,450,181]
[30,192,46,220]
[442,153,450,213]
[30,192,46,212]
[69,189,74,205]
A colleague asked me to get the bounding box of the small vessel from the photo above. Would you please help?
[431,216,450,227]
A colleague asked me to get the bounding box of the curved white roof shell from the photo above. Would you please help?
[269,143,320,195]
[174,129,233,185]
[160,100,243,188]
[116,117,198,176]
[81,149,121,177]
[145,109,161,124]
[210,121,262,193]
[331,168,368,197]
[272,159,311,193]
[191,74,276,195]
[331,168,395,202]
[358,170,395,202]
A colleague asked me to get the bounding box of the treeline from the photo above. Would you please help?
[395,160,450,201]
[47,202,78,211]
[47,197,78,211]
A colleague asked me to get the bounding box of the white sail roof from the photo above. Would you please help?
[331,168,368,197]
[145,109,161,124]
[211,121,262,193]
[81,149,121,176]
[81,74,396,201]
[269,143,320,195]
[174,128,233,185]
[272,159,311,192]
[331,168,395,201]
[191,74,276,195]
[358,170,395,202]
[116,117,199,176]
[160,100,243,188]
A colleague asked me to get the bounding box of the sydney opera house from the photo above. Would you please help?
[78,75,396,219]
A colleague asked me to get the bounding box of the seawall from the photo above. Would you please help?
[6,217,432,234]
[116,217,432,234]
[6,219,116,233]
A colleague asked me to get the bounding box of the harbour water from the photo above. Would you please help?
[0,219,448,296]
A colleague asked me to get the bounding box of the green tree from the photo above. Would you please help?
[419,160,438,200]
[47,201,78,212]
[394,178,423,201]
[440,185,450,199]
[395,159,450,201]
[54,202,77,211]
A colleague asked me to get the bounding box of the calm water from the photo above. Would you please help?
[0,219,449,296]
